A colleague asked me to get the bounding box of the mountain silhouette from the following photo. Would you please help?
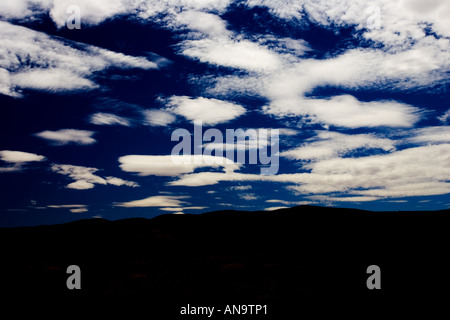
[1,205,449,316]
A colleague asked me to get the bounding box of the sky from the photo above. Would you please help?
[0,0,449,227]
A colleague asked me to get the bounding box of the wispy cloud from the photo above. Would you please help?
[51,164,139,190]
[143,110,176,127]
[47,204,88,213]
[90,113,131,126]
[35,129,96,146]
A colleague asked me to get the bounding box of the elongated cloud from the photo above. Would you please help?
[119,155,241,177]
[90,113,131,126]
[0,150,46,172]
[282,131,396,161]
[35,129,96,145]
[116,195,190,208]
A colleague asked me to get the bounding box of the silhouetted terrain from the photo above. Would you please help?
[1,205,449,316]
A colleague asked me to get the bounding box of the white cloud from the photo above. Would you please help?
[282,131,396,161]
[143,110,176,127]
[0,150,45,163]
[52,164,139,189]
[180,37,282,72]
[119,155,241,177]
[0,21,157,97]
[67,180,95,190]
[13,69,96,92]
[35,129,96,145]
[116,195,190,208]
[90,113,131,126]
[167,96,246,125]
[0,150,46,172]
[292,96,420,129]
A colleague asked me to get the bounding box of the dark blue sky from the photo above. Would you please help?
[1,0,449,227]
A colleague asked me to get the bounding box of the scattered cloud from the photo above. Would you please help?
[0,150,46,172]
[35,129,96,146]
[166,96,246,126]
[180,37,282,72]
[0,150,45,163]
[51,164,139,190]
[67,180,95,190]
[90,113,131,126]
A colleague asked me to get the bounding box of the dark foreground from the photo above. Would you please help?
[1,205,449,317]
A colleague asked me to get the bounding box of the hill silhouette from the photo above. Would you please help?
[1,205,449,316]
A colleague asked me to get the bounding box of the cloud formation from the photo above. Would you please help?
[143,110,176,127]
[0,150,46,172]
[166,96,246,126]
[51,164,139,189]
[116,195,190,208]
[90,113,131,126]
[35,129,96,145]
[47,204,88,213]
[119,155,241,177]
[0,21,158,97]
